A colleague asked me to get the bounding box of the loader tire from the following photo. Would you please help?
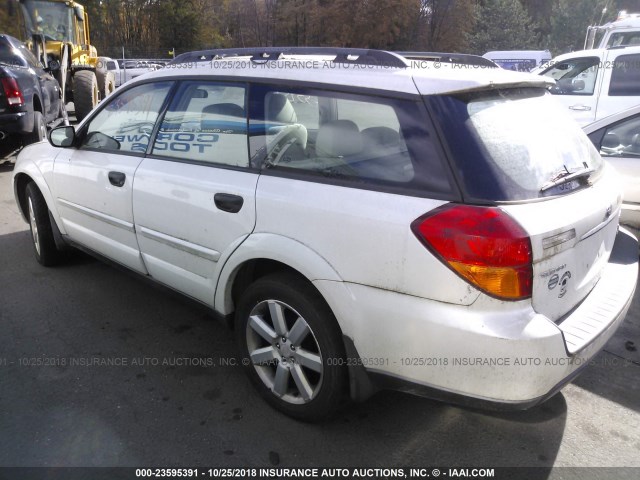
[96,69,116,100]
[73,70,99,122]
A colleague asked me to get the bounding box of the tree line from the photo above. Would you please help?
[1,0,639,59]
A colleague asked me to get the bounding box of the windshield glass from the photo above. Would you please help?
[20,0,73,42]
[429,88,603,201]
[607,31,640,47]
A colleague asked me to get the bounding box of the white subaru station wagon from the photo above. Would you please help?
[12,48,638,421]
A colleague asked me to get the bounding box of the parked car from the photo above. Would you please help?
[584,104,640,228]
[120,60,163,84]
[483,50,552,72]
[538,45,640,125]
[0,34,64,156]
[12,47,638,421]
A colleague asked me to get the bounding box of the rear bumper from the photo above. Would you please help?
[318,228,638,408]
[620,203,640,230]
[0,111,29,137]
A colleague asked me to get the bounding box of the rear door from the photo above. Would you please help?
[132,81,258,306]
[247,84,469,305]
[597,50,640,121]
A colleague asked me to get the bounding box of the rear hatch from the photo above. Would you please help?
[427,87,621,321]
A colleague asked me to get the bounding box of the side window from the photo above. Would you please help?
[596,114,640,157]
[249,85,453,194]
[151,81,248,167]
[542,57,600,95]
[81,82,173,154]
[19,45,40,69]
[609,54,640,96]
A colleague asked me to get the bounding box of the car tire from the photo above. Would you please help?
[236,272,347,421]
[25,182,65,267]
[73,70,98,122]
[23,111,46,146]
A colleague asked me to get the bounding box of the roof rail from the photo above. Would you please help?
[170,47,409,68]
[396,51,498,68]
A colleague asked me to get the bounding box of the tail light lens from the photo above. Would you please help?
[1,77,24,106]
[412,205,533,300]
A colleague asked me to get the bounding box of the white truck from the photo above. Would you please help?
[97,57,123,88]
[585,11,640,50]
[538,45,640,125]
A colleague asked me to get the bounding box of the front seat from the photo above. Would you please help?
[261,93,308,166]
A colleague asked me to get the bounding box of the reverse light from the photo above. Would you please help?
[1,77,25,106]
[412,205,533,300]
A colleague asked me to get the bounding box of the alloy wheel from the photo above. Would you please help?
[246,299,323,404]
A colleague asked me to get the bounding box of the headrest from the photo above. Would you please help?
[361,126,401,147]
[266,93,297,124]
[316,120,363,157]
[203,103,245,118]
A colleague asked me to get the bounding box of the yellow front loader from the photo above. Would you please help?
[18,0,114,120]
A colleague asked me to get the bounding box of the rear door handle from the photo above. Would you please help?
[108,171,126,187]
[569,104,592,111]
[214,193,244,213]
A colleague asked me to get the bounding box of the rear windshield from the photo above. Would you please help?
[0,42,25,67]
[429,88,603,202]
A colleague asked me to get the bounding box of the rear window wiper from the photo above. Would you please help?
[540,165,594,192]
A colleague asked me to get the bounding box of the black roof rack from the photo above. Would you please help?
[169,47,408,68]
[396,51,498,68]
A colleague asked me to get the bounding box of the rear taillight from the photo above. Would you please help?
[412,205,532,300]
[1,77,24,106]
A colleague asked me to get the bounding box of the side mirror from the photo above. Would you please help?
[570,79,586,91]
[49,126,75,147]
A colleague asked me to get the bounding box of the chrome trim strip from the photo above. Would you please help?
[58,198,135,233]
[138,226,220,262]
[580,209,619,241]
